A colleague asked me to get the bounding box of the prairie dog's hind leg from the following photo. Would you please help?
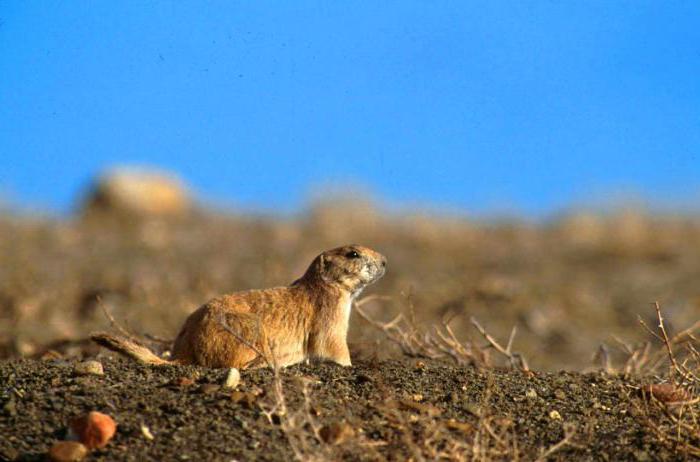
[189,310,267,368]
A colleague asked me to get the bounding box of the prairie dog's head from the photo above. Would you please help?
[306,245,386,295]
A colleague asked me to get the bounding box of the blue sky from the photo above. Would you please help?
[1,1,698,215]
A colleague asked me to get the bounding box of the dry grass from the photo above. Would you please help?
[260,365,580,462]
[609,303,700,458]
[259,366,385,462]
[376,380,532,462]
[259,371,333,462]
[354,295,529,372]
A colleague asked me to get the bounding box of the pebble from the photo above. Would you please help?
[175,377,195,387]
[554,389,566,400]
[223,368,240,389]
[230,391,257,407]
[48,441,88,462]
[141,423,155,440]
[549,410,562,420]
[74,360,104,376]
[70,411,117,449]
[200,384,221,394]
[41,350,63,361]
[3,396,17,416]
[525,388,538,400]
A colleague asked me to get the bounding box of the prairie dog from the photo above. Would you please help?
[92,245,386,369]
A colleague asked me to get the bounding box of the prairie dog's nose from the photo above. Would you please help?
[380,256,387,268]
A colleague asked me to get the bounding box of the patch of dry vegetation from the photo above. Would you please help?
[260,365,580,462]
[622,304,700,458]
[354,294,529,371]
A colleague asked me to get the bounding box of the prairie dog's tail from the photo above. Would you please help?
[91,332,171,365]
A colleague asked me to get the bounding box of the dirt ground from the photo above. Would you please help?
[0,357,692,462]
[1,205,700,460]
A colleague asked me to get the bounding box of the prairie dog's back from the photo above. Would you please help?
[172,285,312,368]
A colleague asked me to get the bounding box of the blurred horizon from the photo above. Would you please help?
[1,2,699,217]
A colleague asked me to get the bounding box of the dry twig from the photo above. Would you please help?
[534,423,577,462]
[355,295,529,371]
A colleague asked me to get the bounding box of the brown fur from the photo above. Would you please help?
[91,245,386,369]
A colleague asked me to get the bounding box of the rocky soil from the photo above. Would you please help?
[1,357,693,461]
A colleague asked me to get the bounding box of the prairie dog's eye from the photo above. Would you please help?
[345,250,360,259]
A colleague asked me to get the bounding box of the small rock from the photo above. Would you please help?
[48,441,88,462]
[230,391,257,407]
[82,168,191,217]
[464,403,481,416]
[15,339,36,357]
[223,368,240,389]
[3,396,17,416]
[554,389,566,400]
[70,411,117,449]
[41,350,63,361]
[175,377,195,387]
[319,422,355,445]
[549,410,562,420]
[248,440,260,449]
[141,423,155,440]
[525,388,538,400]
[200,384,220,395]
[74,360,104,376]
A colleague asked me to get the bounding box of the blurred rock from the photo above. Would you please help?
[48,441,88,462]
[223,367,240,389]
[175,377,195,387]
[199,384,221,394]
[74,360,104,376]
[81,168,191,217]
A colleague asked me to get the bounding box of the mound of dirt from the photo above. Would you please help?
[0,358,684,461]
